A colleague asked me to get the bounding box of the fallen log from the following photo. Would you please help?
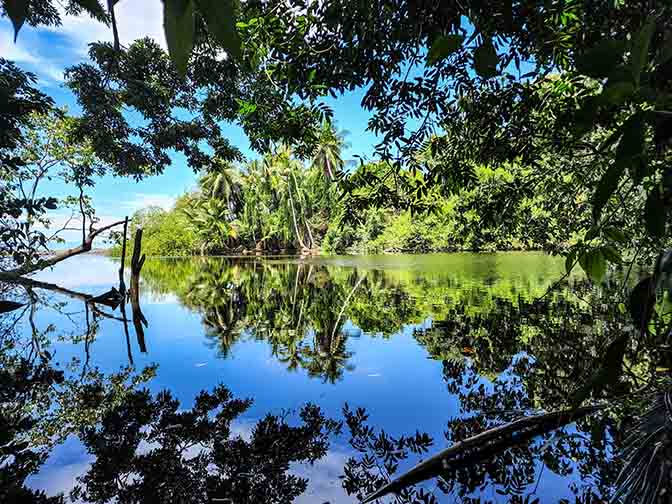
[361,405,601,503]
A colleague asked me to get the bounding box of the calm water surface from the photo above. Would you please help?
[4,253,615,503]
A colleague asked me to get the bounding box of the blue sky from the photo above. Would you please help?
[0,3,381,241]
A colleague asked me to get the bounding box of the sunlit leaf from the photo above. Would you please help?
[579,248,607,283]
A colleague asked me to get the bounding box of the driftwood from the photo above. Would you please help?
[361,405,601,504]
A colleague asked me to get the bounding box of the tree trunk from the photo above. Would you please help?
[286,176,307,250]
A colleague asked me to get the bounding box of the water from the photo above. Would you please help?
[2,253,618,503]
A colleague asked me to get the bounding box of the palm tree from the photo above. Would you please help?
[199,159,240,211]
[311,120,349,181]
[183,199,238,254]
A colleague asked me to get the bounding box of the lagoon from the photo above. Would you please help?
[7,252,615,503]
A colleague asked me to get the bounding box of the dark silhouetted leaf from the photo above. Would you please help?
[163,0,195,76]
[572,335,628,406]
[603,226,627,243]
[629,276,656,332]
[599,81,635,105]
[630,16,656,85]
[645,187,667,237]
[474,39,498,78]
[426,34,464,65]
[592,162,625,222]
[196,0,241,60]
[575,39,625,78]
[601,245,622,264]
[5,0,28,41]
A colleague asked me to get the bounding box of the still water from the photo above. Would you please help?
[3,253,617,503]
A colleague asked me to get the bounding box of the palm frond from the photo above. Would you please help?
[612,389,672,504]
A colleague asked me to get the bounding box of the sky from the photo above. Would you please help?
[0,3,381,242]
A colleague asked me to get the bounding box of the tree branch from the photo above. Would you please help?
[1,219,126,277]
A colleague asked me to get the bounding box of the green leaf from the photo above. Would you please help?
[76,0,108,22]
[630,16,656,85]
[603,226,627,243]
[5,0,29,42]
[572,335,628,406]
[163,0,195,76]
[579,248,607,283]
[426,34,464,65]
[585,226,600,241]
[195,0,241,60]
[615,113,645,160]
[473,39,499,79]
[645,187,668,238]
[592,161,625,222]
[575,39,625,78]
[598,81,635,106]
[601,245,622,264]
[612,112,649,184]
[629,276,656,330]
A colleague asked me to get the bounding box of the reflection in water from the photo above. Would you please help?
[1,253,662,502]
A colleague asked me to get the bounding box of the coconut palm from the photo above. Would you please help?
[311,120,349,181]
[183,198,238,254]
[199,159,241,211]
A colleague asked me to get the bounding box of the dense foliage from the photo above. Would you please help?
[112,149,600,256]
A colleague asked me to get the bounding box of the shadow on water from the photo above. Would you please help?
[1,254,669,502]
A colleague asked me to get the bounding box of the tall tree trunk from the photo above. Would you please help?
[286,176,307,250]
[290,170,314,249]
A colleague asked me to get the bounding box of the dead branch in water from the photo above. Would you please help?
[130,228,147,353]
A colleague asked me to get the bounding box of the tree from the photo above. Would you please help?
[0,111,126,277]
[311,120,348,181]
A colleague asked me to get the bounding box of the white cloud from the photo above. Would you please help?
[0,34,38,63]
[121,193,177,213]
[44,1,166,55]
[0,28,65,83]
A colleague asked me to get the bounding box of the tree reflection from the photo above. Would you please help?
[71,385,341,504]
[5,256,670,502]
